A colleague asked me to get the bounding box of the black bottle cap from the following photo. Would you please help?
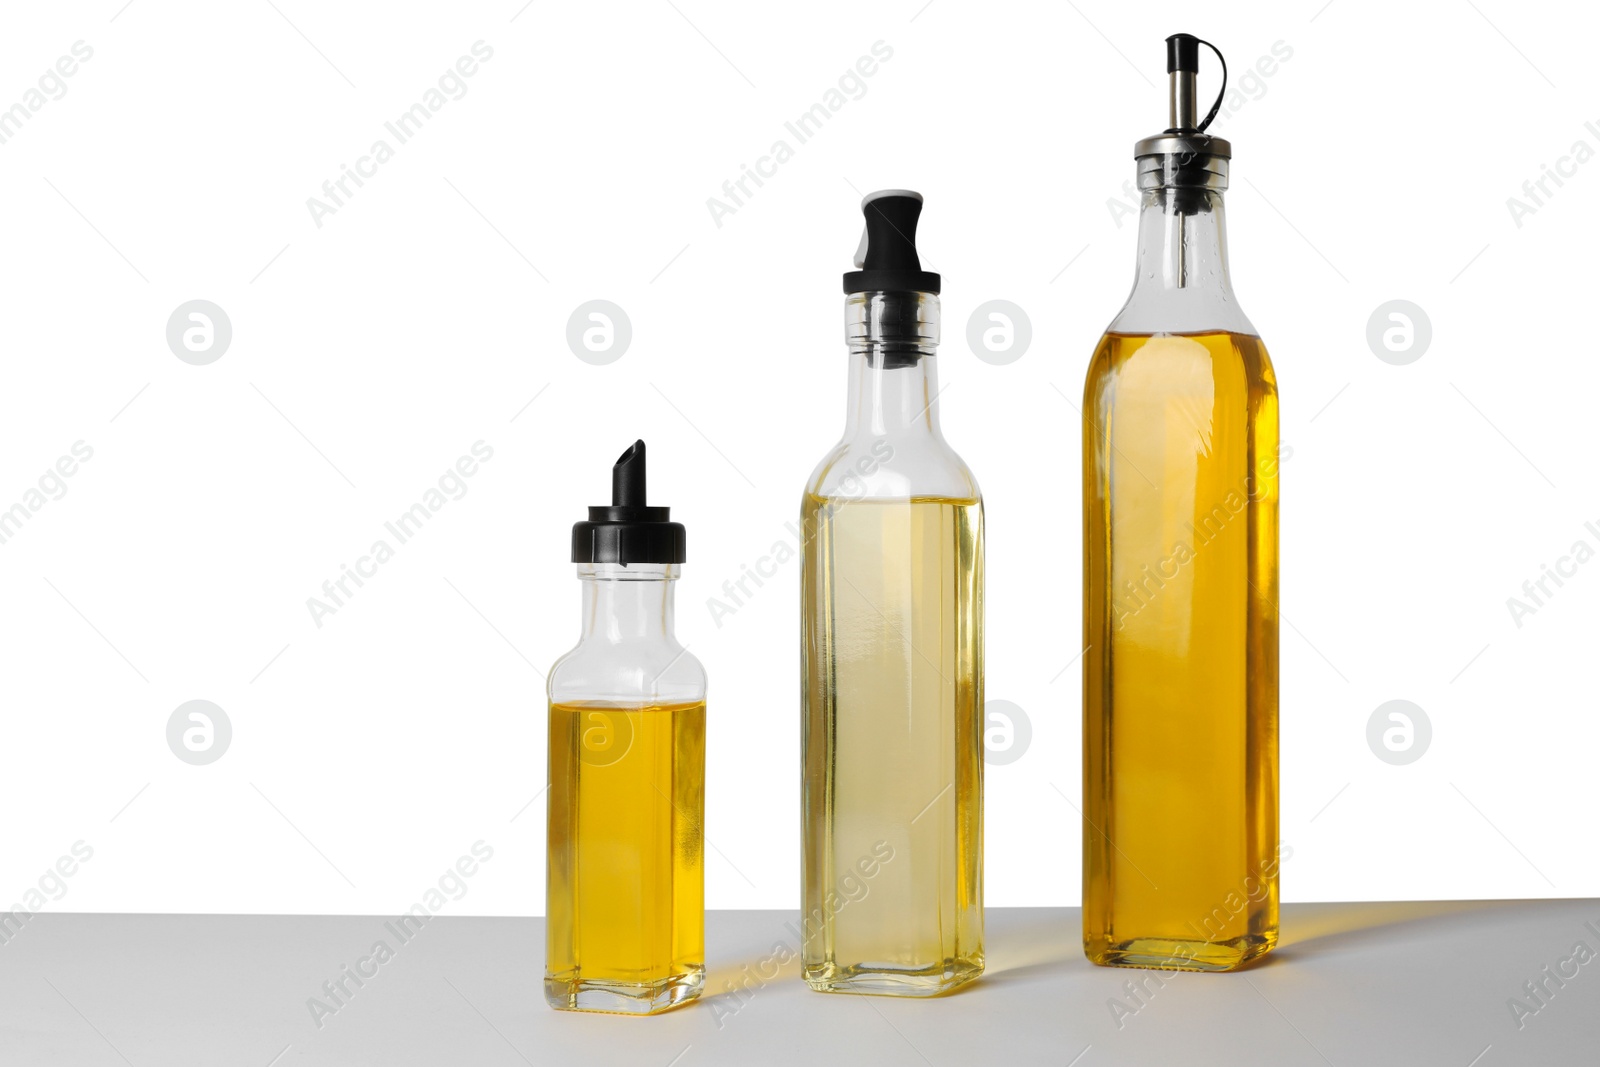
[1166,33,1201,74]
[570,440,686,565]
[842,190,941,294]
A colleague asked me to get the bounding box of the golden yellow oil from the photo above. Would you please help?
[545,699,705,1013]
[1082,331,1280,971]
[801,495,984,995]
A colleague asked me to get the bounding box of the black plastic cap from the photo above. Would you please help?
[843,190,941,294]
[1166,33,1200,73]
[571,440,686,565]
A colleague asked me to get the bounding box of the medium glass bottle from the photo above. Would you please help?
[1082,35,1282,971]
[546,440,707,1013]
[801,191,984,996]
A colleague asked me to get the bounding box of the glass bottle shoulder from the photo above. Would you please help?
[548,639,706,706]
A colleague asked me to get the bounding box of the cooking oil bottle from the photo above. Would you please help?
[546,440,707,1013]
[1082,34,1282,971]
[801,190,984,996]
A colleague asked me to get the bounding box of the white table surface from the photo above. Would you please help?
[2,902,1595,1065]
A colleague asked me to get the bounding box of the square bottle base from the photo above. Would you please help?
[544,966,705,1015]
[803,956,984,998]
[1085,933,1277,972]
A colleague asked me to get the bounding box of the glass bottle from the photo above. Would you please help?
[1082,34,1282,972]
[801,191,984,996]
[546,440,707,1013]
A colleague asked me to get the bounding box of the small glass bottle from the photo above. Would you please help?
[801,191,984,996]
[1082,35,1281,972]
[545,440,707,1013]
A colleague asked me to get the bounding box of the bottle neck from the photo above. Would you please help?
[1109,160,1256,336]
[1135,187,1233,295]
[844,349,943,435]
[578,563,677,643]
[843,291,942,437]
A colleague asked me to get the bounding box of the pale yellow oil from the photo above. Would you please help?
[1082,331,1280,971]
[801,495,984,995]
[545,700,705,1013]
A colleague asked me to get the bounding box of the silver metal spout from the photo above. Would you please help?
[1169,70,1197,130]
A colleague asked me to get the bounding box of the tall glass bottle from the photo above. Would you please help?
[801,191,984,996]
[546,440,707,1013]
[1082,35,1281,971]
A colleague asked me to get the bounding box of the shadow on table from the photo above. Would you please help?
[981,910,1080,982]
[1257,899,1540,968]
[980,900,1563,976]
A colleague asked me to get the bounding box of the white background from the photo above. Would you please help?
[1,0,1594,918]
